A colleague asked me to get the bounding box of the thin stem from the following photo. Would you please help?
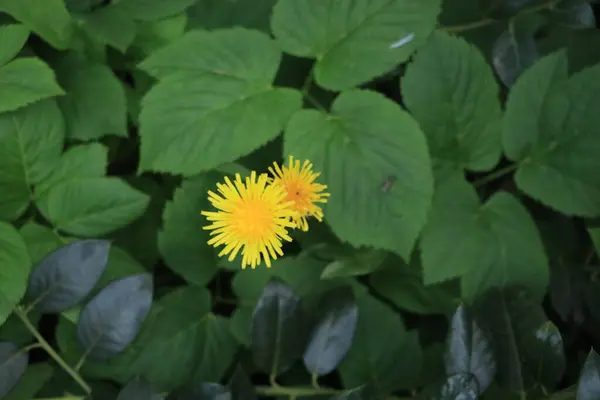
[473,164,517,187]
[255,385,341,397]
[35,397,85,400]
[441,0,557,33]
[311,373,320,389]
[304,93,328,113]
[14,307,92,394]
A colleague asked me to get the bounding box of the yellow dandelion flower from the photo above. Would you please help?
[268,156,330,232]
[201,171,297,269]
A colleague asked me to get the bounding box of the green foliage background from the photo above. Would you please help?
[0,0,599,399]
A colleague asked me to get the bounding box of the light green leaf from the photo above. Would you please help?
[54,55,128,140]
[503,50,600,216]
[0,100,64,221]
[339,295,422,392]
[138,28,302,175]
[35,143,108,196]
[19,222,64,264]
[37,177,150,237]
[115,0,197,21]
[132,14,187,55]
[0,221,31,326]
[158,173,221,285]
[0,0,74,49]
[0,58,64,113]
[0,24,29,66]
[75,5,136,53]
[402,31,502,172]
[284,89,433,259]
[419,174,549,300]
[271,0,441,91]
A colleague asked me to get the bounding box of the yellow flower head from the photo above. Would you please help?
[201,171,297,269]
[268,156,330,232]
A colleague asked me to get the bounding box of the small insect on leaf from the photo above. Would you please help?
[381,175,397,194]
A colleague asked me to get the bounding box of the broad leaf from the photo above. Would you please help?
[402,31,502,172]
[25,240,110,313]
[35,143,108,196]
[0,99,64,220]
[0,342,27,398]
[76,5,136,53]
[551,1,596,29]
[76,274,153,360]
[271,0,441,90]
[422,373,479,400]
[229,365,258,400]
[445,305,496,394]
[2,362,53,400]
[577,348,600,400]
[0,0,74,49]
[473,286,565,391]
[284,89,433,260]
[117,378,163,400]
[503,51,600,216]
[492,24,538,87]
[0,223,31,326]
[0,24,29,66]
[138,28,302,175]
[158,174,221,286]
[187,0,275,32]
[320,249,387,279]
[251,279,306,376]
[37,177,150,237]
[115,0,197,21]
[339,295,422,392]
[304,286,358,376]
[170,383,231,400]
[54,55,128,141]
[419,173,549,300]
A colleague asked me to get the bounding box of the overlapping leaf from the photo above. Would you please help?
[0,223,31,327]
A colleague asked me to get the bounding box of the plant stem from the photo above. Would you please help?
[14,306,92,395]
[441,0,557,32]
[473,164,517,187]
[255,385,342,397]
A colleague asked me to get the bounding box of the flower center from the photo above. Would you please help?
[232,199,273,240]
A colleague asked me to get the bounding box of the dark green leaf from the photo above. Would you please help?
[169,383,231,400]
[271,0,441,91]
[187,0,275,32]
[76,274,153,360]
[228,365,257,400]
[0,222,32,326]
[472,286,565,391]
[339,295,422,392]
[421,373,479,400]
[304,286,358,376]
[320,249,387,279]
[577,348,600,400]
[551,1,595,29]
[329,386,371,400]
[76,5,136,52]
[114,0,197,21]
[158,174,221,286]
[445,305,496,393]
[25,239,110,313]
[0,342,27,398]
[117,378,164,400]
[3,362,53,400]
[0,24,29,66]
[251,279,306,376]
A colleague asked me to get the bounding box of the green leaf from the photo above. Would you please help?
[117,378,163,400]
[19,222,63,264]
[115,0,197,21]
[284,89,433,259]
[304,286,358,376]
[503,50,600,216]
[0,99,64,220]
[132,14,187,56]
[445,305,496,394]
[577,348,600,400]
[251,279,306,376]
[271,0,441,91]
[229,365,257,400]
[0,0,74,49]
[419,173,549,300]
[76,5,137,53]
[0,58,64,114]
[320,249,387,279]
[3,362,53,400]
[421,373,479,400]
[54,55,128,140]
[472,286,565,391]
[492,26,538,87]
[37,177,150,237]
[0,24,29,66]
[171,383,231,400]
[402,31,502,172]
[187,0,275,32]
[138,28,302,175]
[76,274,153,360]
[35,143,108,196]
[551,1,596,29]
[158,173,221,286]
[25,240,110,313]
[368,254,458,315]
[0,223,31,326]
[339,295,422,392]
[0,342,28,398]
